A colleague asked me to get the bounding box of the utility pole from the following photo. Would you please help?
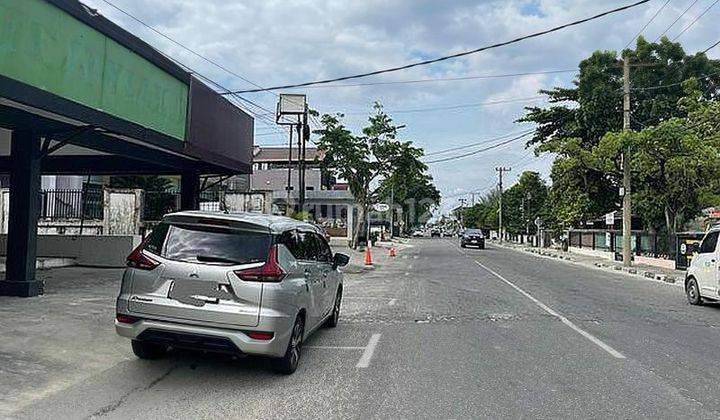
[286,127,293,215]
[458,198,467,228]
[622,56,632,267]
[389,185,394,238]
[495,167,511,243]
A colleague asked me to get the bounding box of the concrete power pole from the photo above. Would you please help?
[458,198,467,228]
[496,167,511,243]
[622,57,632,267]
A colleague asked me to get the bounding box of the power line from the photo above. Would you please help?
[228,1,651,94]
[423,132,532,164]
[629,69,720,91]
[98,0,274,96]
[654,0,700,42]
[343,96,546,116]
[671,0,719,41]
[704,38,720,53]
[292,69,577,89]
[424,129,535,156]
[96,0,296,137]
[625,0,671,49]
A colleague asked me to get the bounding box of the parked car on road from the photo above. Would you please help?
[460,229,485,249]
[685,227,720,305]
[115,211,350,374]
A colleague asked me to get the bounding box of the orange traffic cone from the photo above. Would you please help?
[389,247,397,257]
[364,246,373,266]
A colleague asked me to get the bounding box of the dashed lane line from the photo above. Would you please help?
[473,260,626,360]
[356,333,382,368]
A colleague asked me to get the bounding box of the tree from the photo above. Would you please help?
[376,141,440,233]
[518,37,720,229]
[591,92,720,237]
[463,189,500,231]
[315,103,434,245]
[501,171,549,235]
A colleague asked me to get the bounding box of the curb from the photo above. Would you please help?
[491,242,684,289]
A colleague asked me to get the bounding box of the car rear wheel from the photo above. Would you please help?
[131,340,167,359]
[274,315,304,374]
[325,289,342,328]
[686,278,703,305]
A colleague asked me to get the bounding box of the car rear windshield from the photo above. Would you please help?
[144,222,271,265]
[465,230,483,236]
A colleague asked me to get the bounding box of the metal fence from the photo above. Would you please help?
[40,188,103,220]
[36,188,231,222]
[142,190,224,221]
[567,229,704,266]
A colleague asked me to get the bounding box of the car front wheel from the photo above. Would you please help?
[686,277,703,305]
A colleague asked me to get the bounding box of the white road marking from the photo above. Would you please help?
[388,298,397,306]
[304,345,365,350]
[344,296,392,300]
[413,255,419,259]
[404,272,410,276]
[474,261,626,360]
[356,333,382,368]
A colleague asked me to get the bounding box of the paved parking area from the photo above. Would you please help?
[0,244,399,419]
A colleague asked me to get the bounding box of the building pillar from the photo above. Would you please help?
[346,203,354,241]
[0,131,43,297]
[180,171,200,210]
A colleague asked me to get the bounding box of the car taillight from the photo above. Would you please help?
[234,245,286,282]
[245,331,274,340]
[116,313,140,324]
[126,241,159,270]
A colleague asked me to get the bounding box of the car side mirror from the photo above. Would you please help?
[333,252,350,268]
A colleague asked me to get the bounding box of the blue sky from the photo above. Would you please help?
[82,0,720,214]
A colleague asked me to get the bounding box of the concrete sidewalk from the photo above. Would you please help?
[491,240,686,288]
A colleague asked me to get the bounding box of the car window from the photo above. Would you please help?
[277,230,302,259]
[296,230,318,261]
[699,231,719,254]
[158,223,271,265]
[314,233,333,263]
[143,223,170,256]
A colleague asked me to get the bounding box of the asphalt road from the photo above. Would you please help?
[12,239,720,419]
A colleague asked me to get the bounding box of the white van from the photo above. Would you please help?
[685,227,720,305]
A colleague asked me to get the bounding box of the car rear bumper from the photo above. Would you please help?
[115,315,293,358]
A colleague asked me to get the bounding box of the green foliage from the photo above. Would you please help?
[109,176,174,191]
[519,37,720,230]
[463,189,500,230]
[501,171,549,234]
[592,100,720,233]
[290,211,312,222]
[314,102,439,241]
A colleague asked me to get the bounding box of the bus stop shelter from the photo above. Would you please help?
[0,0,254,296]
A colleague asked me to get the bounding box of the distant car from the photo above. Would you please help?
[116,211,350,374]
[412,229,425,238]
[685,227,720,305]
[431,230,441,238]
[460,229,485,249]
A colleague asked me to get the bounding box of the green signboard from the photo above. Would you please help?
[0,0,188,140]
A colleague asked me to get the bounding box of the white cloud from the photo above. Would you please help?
[81,0,720,215]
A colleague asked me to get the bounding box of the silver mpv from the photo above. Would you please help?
[115,211,350,374]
